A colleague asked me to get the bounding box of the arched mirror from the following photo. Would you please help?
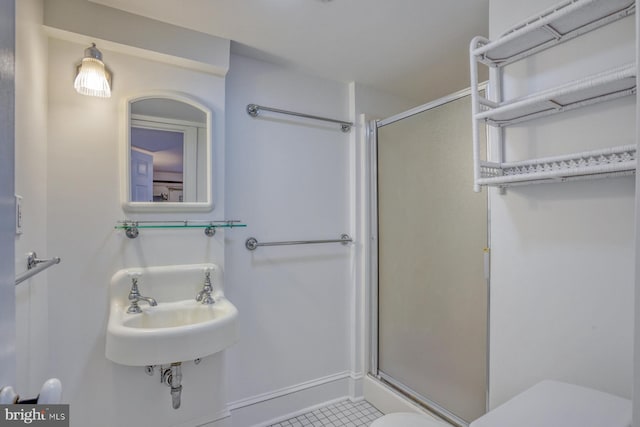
[121,92,213,212]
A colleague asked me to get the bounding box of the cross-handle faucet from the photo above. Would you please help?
[127,272,157,314]
[196,268,215,305]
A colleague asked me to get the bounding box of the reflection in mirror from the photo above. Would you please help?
[131,127,184,202]
[123,94,213,212]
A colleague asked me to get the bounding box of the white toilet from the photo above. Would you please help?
[371,380,632,427]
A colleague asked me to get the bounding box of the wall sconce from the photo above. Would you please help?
[74,43,112,98]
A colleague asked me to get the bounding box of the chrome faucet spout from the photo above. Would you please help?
[126,273,157,314]
[137,296,157,306]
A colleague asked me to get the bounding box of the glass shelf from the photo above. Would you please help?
[115,220,246,239]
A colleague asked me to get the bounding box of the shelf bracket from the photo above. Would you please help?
[541,24,563,40]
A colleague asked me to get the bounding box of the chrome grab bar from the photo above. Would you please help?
[246,103,353,132]
[15,251,61,286]
[245,234,352,251]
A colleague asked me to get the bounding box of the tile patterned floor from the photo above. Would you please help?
[268,400,384,427]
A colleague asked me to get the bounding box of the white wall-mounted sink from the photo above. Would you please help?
[106,264,238,366]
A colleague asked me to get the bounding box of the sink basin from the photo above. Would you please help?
[106,264,239,366]
[122,300,229,329]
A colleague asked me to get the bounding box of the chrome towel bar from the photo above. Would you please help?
[246,103,352,132]
[15,251,61,286]
[245,234,352,251]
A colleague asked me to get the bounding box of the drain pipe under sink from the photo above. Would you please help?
[161,363,183,409]
[145,359,203,409]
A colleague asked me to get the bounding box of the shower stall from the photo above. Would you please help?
[369,88,489,426]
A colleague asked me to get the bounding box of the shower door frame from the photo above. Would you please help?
[368,84,491,427]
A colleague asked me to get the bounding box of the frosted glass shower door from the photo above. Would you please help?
[376,93,488,424]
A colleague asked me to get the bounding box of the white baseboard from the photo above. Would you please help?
[174,408,231,427]
[228,371,364,427]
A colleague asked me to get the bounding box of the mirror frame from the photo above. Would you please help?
[121,91,214,212]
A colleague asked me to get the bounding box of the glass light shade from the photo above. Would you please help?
[74,57,111,98]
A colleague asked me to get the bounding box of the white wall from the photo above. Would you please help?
[224,53,354,425]
[14,0,49,398]
[488,0,635,408]
[43,34,229,427]
[634,3,640,425]
[222,50,417,425]
[633,0,640,427]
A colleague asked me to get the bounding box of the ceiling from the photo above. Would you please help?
[89,0,490,104]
